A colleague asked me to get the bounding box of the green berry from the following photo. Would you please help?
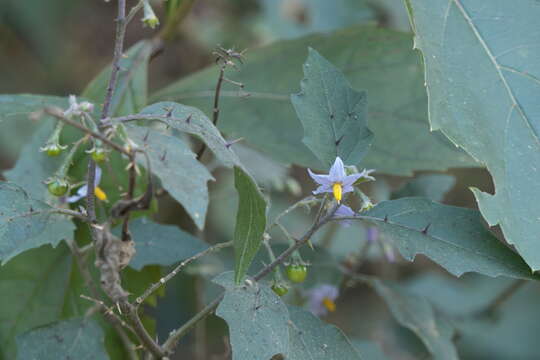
[286,264,308,283]
[46,145,62,157]
[47,179,69,197]
[91,148,107,163]
[271,284,289,297]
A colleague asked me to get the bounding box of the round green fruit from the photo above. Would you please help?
[48,179,69,197]
[271,284,289,297]
[46,145,63,157]
[91,148,107,163]
[286,264,308,283]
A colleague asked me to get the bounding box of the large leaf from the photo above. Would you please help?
[406,1,540,269]
[287,306,363,360]
[120,217,209,270]
[358,198,534,279]
[0,244,72,359]
[369,278,458,360]
[213,272,289,360]
[291,48,373,167]
[233,167,267,284]
[126,125,213,229]
[82,40,154,116]
[152,25,477,175]
[0,182,75,264]
[0,95,67,158]
[16,318,108,360]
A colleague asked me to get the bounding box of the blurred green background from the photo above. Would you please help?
[2,1,523,359]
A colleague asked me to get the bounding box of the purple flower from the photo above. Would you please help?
[307,284,339,316]
[67,166,107,203]
[308,157,374,203]
[333,204,355,227]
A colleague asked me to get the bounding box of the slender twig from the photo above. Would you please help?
[267,195,318,231]
[125,0,145,25]
[162,203,338,353]
[51,208,89,221]
[123,303,168,358]
[135,241,234,308]
[44,107,130,156]
[196,66,225,159]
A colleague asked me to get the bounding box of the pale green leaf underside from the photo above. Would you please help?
[287,306,363,360]
[126,125,213,229]
[233,167,267,284]
[151,25,477,175]
[370,279,458,360]
[121,217,208,270]
[213,272,289,360]
[16,318,108,360]
[292,48,374,167]
[406,0,540,269]
[0,245,72,359]
[0,182,75,264]
[82,40,154,116]
[361,198,534,279]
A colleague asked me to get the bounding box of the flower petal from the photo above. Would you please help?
[328,157,346,181]
[342,173,363,187]
[307,168,332,186]
[312,184,332,195]
[94,166,102,186]
[66,185,88,203]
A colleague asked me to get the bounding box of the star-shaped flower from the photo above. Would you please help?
[307,157,374,202]
[67,166,107,203]
[307,284,339,316]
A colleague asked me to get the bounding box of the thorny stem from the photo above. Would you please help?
[68,240,138,359]
[196,66,225,159]
[136,240,234,308]
[162,202,338,353]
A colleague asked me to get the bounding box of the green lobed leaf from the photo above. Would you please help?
[233,166,267,284]
[0,244,72,359]
[406,0,540,270]
[360,198,535,279]
[291,48,374,167]
[125,125,213,229]
[133,101,242,168]
[82,40,155,116]
[0,182,75,264]
[391,174,456,202]
[151,25,478,175]
[118,217,208,270]
[287,305,363,360]
[369,278,458,360]
[213,272,289,360]
[0,95,67,158]
[15,318,108,360]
